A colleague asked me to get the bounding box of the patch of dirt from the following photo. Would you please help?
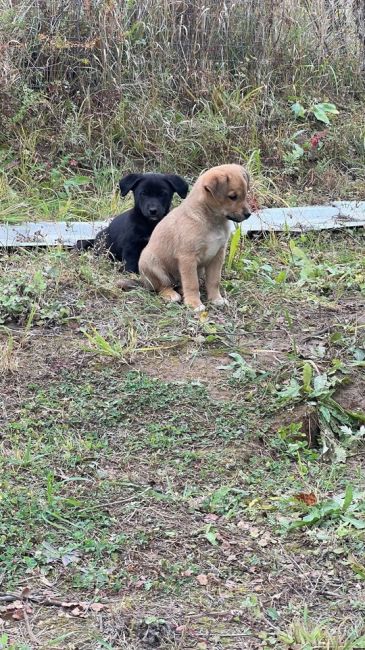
[270,403,321,446]
[137,352,232,400]
[334,377,365,413]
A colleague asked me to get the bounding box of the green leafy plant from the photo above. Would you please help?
[201,485,248,516]
[278,608,363,648]
[283,142,305,170]
[0,272,73,325]
[218,352,257,381]
[288,241,364,291]
[82,327,133,360]
[276,422,319,463]
[0,634,31,650]
[277,361,365,462]
[287,484,365,532]
[291,101,339,125]
[227,226,242,271]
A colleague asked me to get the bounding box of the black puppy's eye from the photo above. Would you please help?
[229,194,238,201]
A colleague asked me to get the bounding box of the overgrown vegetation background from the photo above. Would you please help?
[0,0,365,220]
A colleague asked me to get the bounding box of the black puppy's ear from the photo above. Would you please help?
[165,175,189,198]
[119,173,143,197]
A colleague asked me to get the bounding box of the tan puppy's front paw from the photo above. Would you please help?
[210,296,229,308]
[160,288,182,303]
[193,303,206,313]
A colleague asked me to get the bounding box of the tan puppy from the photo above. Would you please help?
[138,164,251,311]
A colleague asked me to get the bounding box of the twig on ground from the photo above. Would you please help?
[23,601,40,647]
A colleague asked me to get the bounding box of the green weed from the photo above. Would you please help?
[291,100,339,125]
[286,484,365,532]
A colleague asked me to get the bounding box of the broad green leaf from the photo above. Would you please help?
[319,404,331,423]
[289,240,307,260]
[354,348,365,362]
[205,527,219,546]
[291,143,305,159]
[302,508,322,524]
[275,270,287,284]
[267,607,280,621]
[334,443,347,464]
[317,501,341,517]
[227,226,241,271]
[277,378,301,400]
[302,362,313,392]
[330,332,343,344]
[342,484,353,512]
[291,102,305,118]
[317,102,339,114]
[312,106,331,124]
[342,515,365,530]
[312,373,330,395]
[64,175,90,189]
[353,635,365,648]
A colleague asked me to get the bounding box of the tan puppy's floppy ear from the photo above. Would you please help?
[204,173,228,198]
[204,175,218,198]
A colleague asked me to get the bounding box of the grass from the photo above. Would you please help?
[0,229,364,648]
[1,104,365,225]
[0,3,365,646]
[0,1,365,224]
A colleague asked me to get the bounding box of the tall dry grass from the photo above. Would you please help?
[0,0,364,210]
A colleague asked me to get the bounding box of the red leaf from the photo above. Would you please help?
[294,492,317,505]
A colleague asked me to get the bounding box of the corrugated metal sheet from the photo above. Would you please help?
[0,201,364,248]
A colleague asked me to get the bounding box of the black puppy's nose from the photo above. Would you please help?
[244,212,251,219]
[149,207,158,216]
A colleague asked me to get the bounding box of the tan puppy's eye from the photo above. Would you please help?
[229,194,238,201]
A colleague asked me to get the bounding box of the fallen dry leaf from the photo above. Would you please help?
[258,532,273,547]
[12,610,27,621]
[0,600,33,621]
[5,600,24,610]
[90,603,105,612]
[196,574,208,586]
[71,606,86,617]
[294,492,317,506]
[204,513,219,523]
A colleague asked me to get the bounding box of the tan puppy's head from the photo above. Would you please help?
[201,164,251,223]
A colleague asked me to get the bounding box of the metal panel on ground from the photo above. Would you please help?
[0,201,364,247]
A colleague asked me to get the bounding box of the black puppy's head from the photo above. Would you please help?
[119,173,188,223]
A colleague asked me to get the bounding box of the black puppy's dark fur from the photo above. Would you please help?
[77,173,188,273]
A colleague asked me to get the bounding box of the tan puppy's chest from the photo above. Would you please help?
[200,227,229,264]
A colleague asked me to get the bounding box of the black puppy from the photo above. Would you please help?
[78,173,188,273]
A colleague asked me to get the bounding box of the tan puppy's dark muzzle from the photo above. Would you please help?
[227,211,251,223]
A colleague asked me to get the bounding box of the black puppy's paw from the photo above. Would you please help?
[74,239,96,252]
